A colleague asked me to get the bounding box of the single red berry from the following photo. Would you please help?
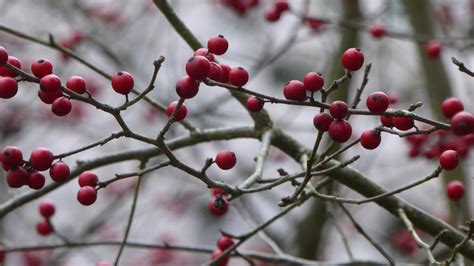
[441,97,464,119]
[329,101,349,119]
[220,63,231,83]
[217,236,234,250]
[38,200,55,218]
[360,129,382,150]
[303,72,324,92]
[328,119,352,143]
[210,249,229,266]
[446,181,465,201]
[6,167,28,188]
[211,188,226,196]
[439,150,459,170]
[313,113,333,131]
[2,146,23,167]
[185,56,211,81]
[66,76,87,94]
[39,74,62,93]
[370,24,385,38]
[0,56,21,77]
[31,59,53,78]
[450,111,474,136]
[194,48,215,62]
[111,71,134,94]
[208,196,229,216]
[36,220,53,236]
[228,67,249,87]
[207,35,229,55]
[425,41,442,58]
[38,89,63,104]
[275,0,290,12]
[77,186,97,206]
[0,46,8,65]
[341,48,364,71]
[392,116,414,131]
[208,62,223,82]
[166,101,187,121]
[0,77,18,99]
[215,151,237,170]
[265,7,281,22]
[51,97,72,116]
[28,172,46,190]
[49,161,70,182]
[246,96,264,112]
[176,75,199,99]
[380,115,393,127]
[30,147,54,171]
[283,80,306,101]
[78,171,99,187]
[366,92,389,114]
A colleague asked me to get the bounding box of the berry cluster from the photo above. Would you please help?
[210,235,235,266]
[264,0,290,22]
[36,200,55,236]
[218,0,260,16]
[77,171,99,206]
[58,30,85,61]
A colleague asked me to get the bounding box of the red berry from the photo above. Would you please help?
[217,236,234,250]
[275,0,290,12]
[210,249,229,266]
[313,113,333,131]
[0,77,18,99]
[0,46,8,65]
[211,188,225,196]
[220,63,231,83]
[328,120,352,143]
[40,74,62,93]
[166,101,187,121]
[6,167,28,188]
[303,72,324,92]
[176,75,199,99]
[77,186,97,206]
[329,101,348,119]
[66,76,87,94]
[425,41,442,58]
[366,92,389,114]
[112,71,134,94]
[265,7,281,22]
[30,147,54,171]
[31,59,53,78]
[2,146,23,167]
[0,249,5,263]
[49,161,70,182]
[441,97,464,119]
[36,220,53,236]
[228,67,249,87]
[208,196,229,216]
[0,56,21,77]
[194,48,215,62]
[380,115,393,127]
[208,62,223,82]
[392,116,414,131]
[38,200,55,218]
[215,151,237,170]
[207,35,229,55]
[51,97,72,116]
[370,24,385,38]
[28,172,46,190]
[450,111,474,136]
[78,171,99,187]
[360,129,382,150]
[38,89,62,104]
[439,150,459,170]
[185,56,210,81]
[283,80,306,101]
[446,181,464,201]
[341,48,364,71]
[246,96,264,112]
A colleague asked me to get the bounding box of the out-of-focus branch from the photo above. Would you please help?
[451,57,474,77]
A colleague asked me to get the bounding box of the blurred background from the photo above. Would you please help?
[0,0,473,265]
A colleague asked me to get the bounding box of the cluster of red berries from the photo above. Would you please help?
[210,235,235,266]
[36,200,55,236]
[58,30,85,61]
[77,171,99,206]
[264,0,290,22]
[0,146,69,189]
[218,0,260,16]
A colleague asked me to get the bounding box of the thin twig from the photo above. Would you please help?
[451,57,474,77]
[54,132,125,160]
[446,220,474,265]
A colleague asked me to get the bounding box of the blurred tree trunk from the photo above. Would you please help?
[291,0,361,259]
